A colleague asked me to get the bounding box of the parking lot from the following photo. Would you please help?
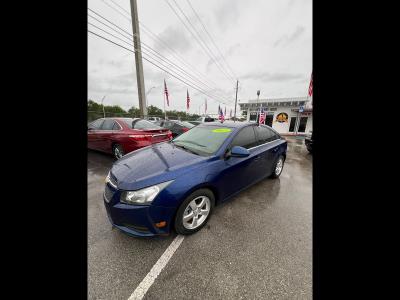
[88,136,312,299]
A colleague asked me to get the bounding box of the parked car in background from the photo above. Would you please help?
[104,122,287,237]
[155,120,195,138]
[305,131,313,153]
[148,117,162,123]
[88,118,172,159]
[188,115,216,125]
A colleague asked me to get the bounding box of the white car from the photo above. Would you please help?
[148,117,162,122]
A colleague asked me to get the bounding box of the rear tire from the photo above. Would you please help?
[270,155,284,178]
[174,189,215,235]
[112,144,124,160]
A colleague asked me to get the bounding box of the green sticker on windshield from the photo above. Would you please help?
[212,128,231,133]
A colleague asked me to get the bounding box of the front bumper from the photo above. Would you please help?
[103,184,176,237]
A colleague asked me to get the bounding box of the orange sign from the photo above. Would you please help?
[275,113,288,123]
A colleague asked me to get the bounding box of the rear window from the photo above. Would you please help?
[120,118,162,130]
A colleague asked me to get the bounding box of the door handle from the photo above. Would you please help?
[272,147,279,153]
[254,156,261,161]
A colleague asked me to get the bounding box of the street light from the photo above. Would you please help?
[146,86,156,97]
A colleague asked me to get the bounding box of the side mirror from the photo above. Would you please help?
[230,146,250,158]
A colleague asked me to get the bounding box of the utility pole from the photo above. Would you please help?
[101,95,106,118]
[129,0,147,118]
[233,80,239,122]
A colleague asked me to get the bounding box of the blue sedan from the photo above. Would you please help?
[103,121,287,236]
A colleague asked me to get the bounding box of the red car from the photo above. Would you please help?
[88,118,173,159]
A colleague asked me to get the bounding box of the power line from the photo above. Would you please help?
[185,0,237,79]
[88,30,232,105]
[164,0,235,83]
[87,20,232,103]
[88,8,234,104]
[103,0,232,100]
[168,0,236,83]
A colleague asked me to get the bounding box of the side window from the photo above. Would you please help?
[163,121,174,129]
[89,119,104,130]
[112,122,121,130]
[101,119,115,130]
[254,125,278,144]
[230,126,258,149]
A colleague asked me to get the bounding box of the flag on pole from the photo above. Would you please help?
[259,106,266,125]
[186,89,190,110]
[218,105,225,122]
[308,72,313,97]
[164,79,169,106]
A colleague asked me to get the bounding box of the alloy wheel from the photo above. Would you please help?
[182,196,211,230]
[275,157,283,176]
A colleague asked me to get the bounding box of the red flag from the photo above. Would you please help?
[259,106,266,124]
[308,72,313,97]
[218,105,224,122]
[186,89,190,110]
[164,79,169,106]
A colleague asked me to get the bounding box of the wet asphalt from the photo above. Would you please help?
[88,137,312,299]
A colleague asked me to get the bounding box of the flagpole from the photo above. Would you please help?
[163,82,166,120]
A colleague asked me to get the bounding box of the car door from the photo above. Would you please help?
[213,125,260,201]
[88,119,104,150]
[98,119,116,152]
[252,125,281,177]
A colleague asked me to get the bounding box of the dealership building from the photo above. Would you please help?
[239,97,313,135]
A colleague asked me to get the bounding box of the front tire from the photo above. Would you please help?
[112,144,124,160]
[270,155,285,178]
[174,189,215,235]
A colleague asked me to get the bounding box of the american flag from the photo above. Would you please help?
[308,72,313,97]
[164,79,169,106]
[218,106,225,122]
[186,89,190,110]
[259,106,266,125]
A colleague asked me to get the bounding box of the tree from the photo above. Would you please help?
[128,106,141,117]
[147,105,163,116]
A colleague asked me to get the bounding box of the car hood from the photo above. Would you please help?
[110,141,209,190]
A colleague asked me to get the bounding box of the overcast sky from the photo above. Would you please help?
[88,0,312,115]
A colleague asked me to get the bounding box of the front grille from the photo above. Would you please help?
[104,185,115,203]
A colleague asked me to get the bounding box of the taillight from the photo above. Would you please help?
[167,131,173,140]
[182,127,189,132]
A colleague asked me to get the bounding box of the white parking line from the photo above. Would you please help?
[128,235,185,300]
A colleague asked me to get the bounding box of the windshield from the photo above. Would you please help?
[172,125,233,156]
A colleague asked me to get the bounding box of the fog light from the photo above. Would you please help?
[155,221,167,228]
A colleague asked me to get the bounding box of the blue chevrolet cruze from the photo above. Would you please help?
[104,121,287,236]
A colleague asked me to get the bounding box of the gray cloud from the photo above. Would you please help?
[215,0,240,29]
[88,0,312,114]
[242,71,304,82]
[154,25,192,54]
[274,26,305,47]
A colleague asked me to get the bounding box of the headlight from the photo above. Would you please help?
[120,180,173,205]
